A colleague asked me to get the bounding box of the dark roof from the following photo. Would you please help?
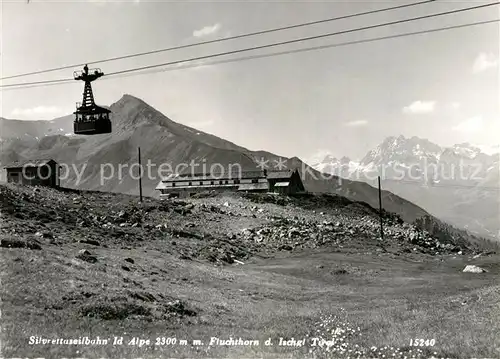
[162,170,266,182]
[266,170,294,179]
[3,159,58,169]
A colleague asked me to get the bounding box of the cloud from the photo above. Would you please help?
[344,120,368,127]
[472,53,498,74]
[193,23,221,38]
[188,120,214,129]
[450,102,461,110]
[403,101,436,114]
[11,106,65,118]
[452,116,483,133]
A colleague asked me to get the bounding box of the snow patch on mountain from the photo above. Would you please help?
[306,149,336,166]
[312,136,498,177]
[305,150,361,176]
[308,136,499,187]
[451,143,481,159]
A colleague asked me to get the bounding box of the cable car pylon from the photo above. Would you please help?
[73,64,112,135]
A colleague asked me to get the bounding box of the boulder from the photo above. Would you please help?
[76,249,97,263]
[463,265,487,273]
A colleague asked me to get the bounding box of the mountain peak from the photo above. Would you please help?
[447,143,482,159]
[113,94,148,108]
[360,135,442,166]
[340,156,351,164]
[108,94,178,132]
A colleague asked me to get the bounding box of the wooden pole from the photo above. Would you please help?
[138,147,143,202]
[378,176,384,240]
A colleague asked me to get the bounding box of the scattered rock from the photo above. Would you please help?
[79,239,100,246]
[164,299,196,317]
[129,291,156,302]
[124,257,135,264]
[241,228,254,238]
[34,231,53,239]
[171,229,204,240]
[76,250,98,263]
[334,269,348,275]
[155,224,166,231]
[79,301,150,320]
[173,207,191,216]
[0,237,42,250]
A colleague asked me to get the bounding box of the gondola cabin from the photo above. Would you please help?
[74,104,111,135]
[73,65,112,135]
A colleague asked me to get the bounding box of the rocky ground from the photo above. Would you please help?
[0,183,499,358]
[0,185,479,261]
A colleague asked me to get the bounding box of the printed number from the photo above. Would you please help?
[155,337,177,345]
[410,338,435,347]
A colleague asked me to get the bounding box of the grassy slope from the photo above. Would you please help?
[1,244,499,358]
[1,185,499,358]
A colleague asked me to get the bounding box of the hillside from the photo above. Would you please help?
[0,94,431,227]
[0,116,72,140]
[1,183,499,358]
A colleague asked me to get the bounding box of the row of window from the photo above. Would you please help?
[170,178,259,187]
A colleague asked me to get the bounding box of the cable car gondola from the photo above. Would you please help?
[73,64,112,135]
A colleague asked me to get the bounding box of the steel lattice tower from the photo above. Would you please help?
[74,64,103,109]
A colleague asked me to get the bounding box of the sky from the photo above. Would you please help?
[1,0,499,161]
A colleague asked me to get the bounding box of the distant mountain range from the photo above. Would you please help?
[307,135,500,240]
[0,94,434,228]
